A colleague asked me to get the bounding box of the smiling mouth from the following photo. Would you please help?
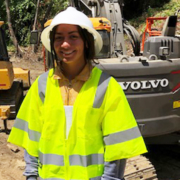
[61,51,75,55]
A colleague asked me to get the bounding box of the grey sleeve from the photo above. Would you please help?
[26,176,37,180]
[101,159,126,180]
[23,150,39,179]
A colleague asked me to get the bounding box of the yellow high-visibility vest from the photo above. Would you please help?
[8,67,147,180]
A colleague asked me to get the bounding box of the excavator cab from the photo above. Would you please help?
[89,17,111,58]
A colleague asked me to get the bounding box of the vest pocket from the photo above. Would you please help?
[76,107,103,139]
[41,106,65,140]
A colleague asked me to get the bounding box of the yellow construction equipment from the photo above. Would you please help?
[0,21,30,133]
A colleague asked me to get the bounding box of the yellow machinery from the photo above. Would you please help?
[89,17,111,58]
[0,21,30,133]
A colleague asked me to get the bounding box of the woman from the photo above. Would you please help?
[8,7,147,180]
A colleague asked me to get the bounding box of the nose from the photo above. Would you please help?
[61,38,70,48]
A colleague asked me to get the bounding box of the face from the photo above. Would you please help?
[53,24,85,66]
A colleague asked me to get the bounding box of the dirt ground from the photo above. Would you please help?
[0,48,180,180]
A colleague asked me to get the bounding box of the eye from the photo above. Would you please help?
[70,35,78,39]
[54,36,63,41]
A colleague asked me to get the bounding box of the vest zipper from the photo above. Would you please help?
[64,139,69,180]
[67,81,72,106]
[65,81,71,179]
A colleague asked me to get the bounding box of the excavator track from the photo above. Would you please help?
[124,155,157,180]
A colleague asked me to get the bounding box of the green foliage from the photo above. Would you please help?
[38,0,68,28]
[0,0,36,46]
[123,0,171,19]
[0,0,68,46]
[7,45,16,52]
[51,0,69,15]
[129,0,180,34]
[11,0,36,46]
[1,0,179,48]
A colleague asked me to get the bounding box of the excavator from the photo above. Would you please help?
[30,0,180,179]
[0,21,30,133]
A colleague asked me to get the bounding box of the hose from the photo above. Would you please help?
[123,19,141,56]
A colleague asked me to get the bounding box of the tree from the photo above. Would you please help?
[40,0,54,30]
[4,0,23,57]
[39,0,69,30]
[32,0,40,53]
[33,0,40,31]
[1,0,68,49]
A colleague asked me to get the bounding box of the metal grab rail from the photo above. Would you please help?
[141,17,167,52]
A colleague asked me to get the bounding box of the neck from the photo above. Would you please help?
[61,60,86,80]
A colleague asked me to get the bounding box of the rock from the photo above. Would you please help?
[7,143,20,153]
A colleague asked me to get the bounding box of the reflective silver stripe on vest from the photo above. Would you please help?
[69,154,104,167]
[39,178,64,180]
[14,118,41,142]
[39,151,64,166]
[90,176,101,180]
[38,71,49,103]
[93,72,111,108]
[104,126,141,145]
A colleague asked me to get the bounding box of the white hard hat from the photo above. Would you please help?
[41,7,103,55]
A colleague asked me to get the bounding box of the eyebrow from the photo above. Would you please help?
[55,31,79,35]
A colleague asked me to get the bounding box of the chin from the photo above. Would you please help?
[62,58,75,64]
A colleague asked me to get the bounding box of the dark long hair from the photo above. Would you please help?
[49,25,96,69]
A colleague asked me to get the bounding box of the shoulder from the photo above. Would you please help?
[92,66,111,81]
[94,67,121,89]
[32,69,54,87]
[38,69,53,81]
[93,67,124,97]
[28,70,52,94]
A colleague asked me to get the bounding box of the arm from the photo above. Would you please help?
[102,159,126,180]
[24,150,38,180]
[102,77,147,161]
[26,176,37,180]
[8,77,43,156]
[8,77,44,178]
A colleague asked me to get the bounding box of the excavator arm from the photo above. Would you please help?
[69,0,140,56]
[70,0,126,56]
